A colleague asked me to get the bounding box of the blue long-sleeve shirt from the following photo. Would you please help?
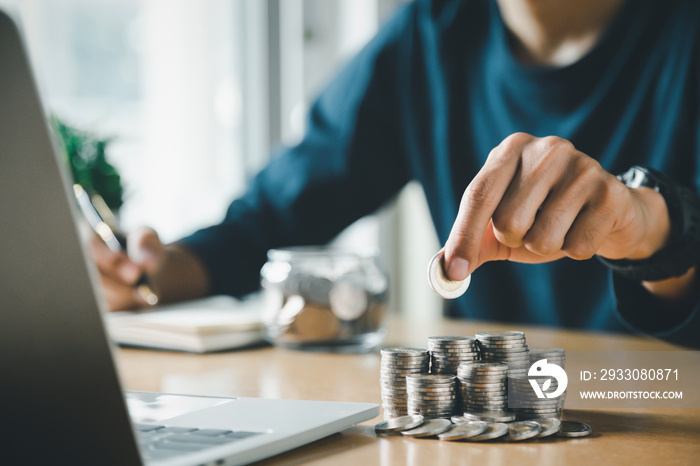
[180,0,700,348]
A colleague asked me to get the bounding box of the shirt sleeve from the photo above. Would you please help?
[613,49,700,347]
[177,5,415,297]
[612,272,700,347]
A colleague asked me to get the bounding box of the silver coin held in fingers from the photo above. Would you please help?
[428,251,471,299]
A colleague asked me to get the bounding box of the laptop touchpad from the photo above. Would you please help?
[126,391,237,424]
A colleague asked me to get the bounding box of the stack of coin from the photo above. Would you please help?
[475,331,530,377]
[508,347,566,420]
[528,347,565,368]
[406,374,457,419]
[507,375,565,420]
[427,336,480,375]
[457,362,508,413]
[380,348,430,419]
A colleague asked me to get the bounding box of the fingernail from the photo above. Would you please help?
[118,262,141,283]
[128,244,155,265]
[447,258,470,281]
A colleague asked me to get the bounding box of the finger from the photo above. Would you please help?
[126,227,164,273]
[100,273,148,311]
[522,167,593,256]
[445,133,531,279]
[89,231,141,285]
[562,202,618,261]
[493,136,577,248]
[559,164,626,261]
[479,218,565,265]
[479,218,513,264]
[507,245,566,264]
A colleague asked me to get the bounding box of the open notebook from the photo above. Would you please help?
[106,296,266,353]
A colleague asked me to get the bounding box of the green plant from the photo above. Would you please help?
[53,116,124,212]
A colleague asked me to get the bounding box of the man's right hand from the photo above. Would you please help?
[89,227,165,311]
[88,225,211,311]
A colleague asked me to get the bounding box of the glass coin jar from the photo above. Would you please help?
[260,247,389,352]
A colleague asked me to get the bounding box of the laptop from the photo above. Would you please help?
[0,9,378,465]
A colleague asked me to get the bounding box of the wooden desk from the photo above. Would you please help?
[116,316,700,466]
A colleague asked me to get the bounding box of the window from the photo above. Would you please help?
[4,0,248,242]
[3,0,441,319]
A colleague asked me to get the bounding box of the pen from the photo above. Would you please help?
[73,184,159,306]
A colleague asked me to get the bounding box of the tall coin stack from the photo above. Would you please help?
[508,347,567,420]
[457,362,508,413]
[528,347,565,369]
[427,336,480,374]
[475,331,530,377]
[380,347,430,419]
[406,374,457,419]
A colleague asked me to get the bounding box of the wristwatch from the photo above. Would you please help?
[597,166,700,281]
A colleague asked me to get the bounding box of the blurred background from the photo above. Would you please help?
[0,0,442,320]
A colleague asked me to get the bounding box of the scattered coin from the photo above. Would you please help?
[400,418,452,438]
[374,415,425,434]
[515,412,563,421]
[466,422,509,441]
[437,421,488,441]
[534,418,562,438]
[508,421,542,441]
[556,420,592,438]
[427,251,470,299]
[456,410,516,423]
[386,417,586,443]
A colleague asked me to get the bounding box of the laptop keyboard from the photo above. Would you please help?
[134,423,263,461]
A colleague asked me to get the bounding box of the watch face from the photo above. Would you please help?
[605,165,700,282]
[620,167,647,189]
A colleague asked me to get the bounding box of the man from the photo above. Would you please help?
[93,0,700,347]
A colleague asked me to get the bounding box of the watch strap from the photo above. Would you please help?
[597,166,700,281]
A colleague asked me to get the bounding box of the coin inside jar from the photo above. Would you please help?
[261,248,390,351]
[428,251,470,299]
[291,304,339,340]
[329,281,367,321]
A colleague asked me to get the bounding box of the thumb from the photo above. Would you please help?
[444,219,509,279]
[126,227,164,273]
